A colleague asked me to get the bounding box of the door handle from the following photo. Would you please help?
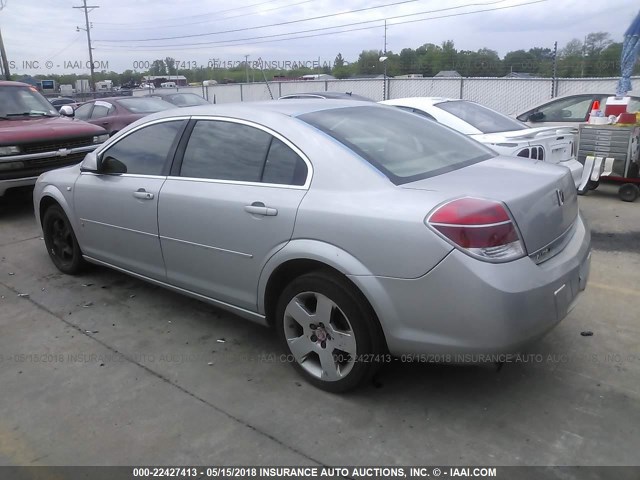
[133,189,154,200]
[244,202,277,216]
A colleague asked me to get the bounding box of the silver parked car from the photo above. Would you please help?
[33,100,591,392]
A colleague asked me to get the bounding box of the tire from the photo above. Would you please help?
[588,180,599,190]
[42,204,86,274]
[275,271,384,393]
[618,183,640,202]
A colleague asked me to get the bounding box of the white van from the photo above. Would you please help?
[160,81,176,88]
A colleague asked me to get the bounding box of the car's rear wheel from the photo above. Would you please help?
[275,271,384,392]
[42,205,85,274]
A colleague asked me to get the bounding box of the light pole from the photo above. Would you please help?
[379,56,388,100]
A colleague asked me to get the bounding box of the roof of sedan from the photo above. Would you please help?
[381,97,454,107]
[143,99,380,121]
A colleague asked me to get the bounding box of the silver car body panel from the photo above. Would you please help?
[33,100,592,355]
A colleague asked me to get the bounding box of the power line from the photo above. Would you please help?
[93,0,285,26]
[94,0,423,42]
[97,0,314,31]
[96,0,543,51]
[95,0,510,49]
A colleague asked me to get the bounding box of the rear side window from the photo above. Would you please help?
[74,103,93,120]
[181,120,272,182]
[262,138,307,186]
[300,106,493,185]
[90,103,114,119]
[100,120,186,175]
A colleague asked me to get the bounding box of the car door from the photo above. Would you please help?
[158,118,310,311]
[88,100,116,134]
[74,118,188,280]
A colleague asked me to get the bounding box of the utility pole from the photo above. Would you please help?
[0,1,11,80]
[73,0,99,92]
[244,55,249,83]
[0,27,10,80]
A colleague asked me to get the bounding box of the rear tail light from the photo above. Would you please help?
[426,197,525,262]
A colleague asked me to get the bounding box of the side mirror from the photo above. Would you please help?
[59,105,74,117]
[100,156,127,175]
[528,111,544,122]
[79,151,98,172]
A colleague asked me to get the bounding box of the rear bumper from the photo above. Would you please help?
[559,158,584,189]
[351,212,591,356]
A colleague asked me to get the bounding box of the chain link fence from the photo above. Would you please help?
[133,76,638,115]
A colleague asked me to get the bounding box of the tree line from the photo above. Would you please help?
[20,32,638,87]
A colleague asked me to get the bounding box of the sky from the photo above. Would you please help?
[0,0,638,75]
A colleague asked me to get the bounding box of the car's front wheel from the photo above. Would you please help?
[275,271,384,392]
[42,204,85,275]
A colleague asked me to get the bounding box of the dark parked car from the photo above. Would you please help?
[47,97,79,111]
[278,91,374,101]
[64,96,175,135]
[144,91,210,107]
[0,81,108,197]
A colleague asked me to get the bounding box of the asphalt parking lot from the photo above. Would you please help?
[0,183,638,468]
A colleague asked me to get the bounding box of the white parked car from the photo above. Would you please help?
[381,97,583,188]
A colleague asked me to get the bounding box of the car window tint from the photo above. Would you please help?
[180,120,272,182]
[300,106,494,185]
[262,138,307,186]
[74,103,93,120]
[101,120,185,175]
[537,96,593,122]
[90,104,112,119]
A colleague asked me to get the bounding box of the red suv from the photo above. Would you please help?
[0,81,108,197]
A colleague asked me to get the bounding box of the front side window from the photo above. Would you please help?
[523,96,594,122]
[100,120,186,175]
[300,106,493,185]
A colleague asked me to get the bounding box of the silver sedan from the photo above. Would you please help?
[33,100,591,392]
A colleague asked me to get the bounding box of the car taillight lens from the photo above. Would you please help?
[427,197,525,262]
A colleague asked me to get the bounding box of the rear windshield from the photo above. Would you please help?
[299,106,494,184]
[164,94,209,106]
[435,100,527,134]
[118,97,174,113]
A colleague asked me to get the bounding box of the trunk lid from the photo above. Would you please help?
[402,156,578,255]
[472,126,576,164]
